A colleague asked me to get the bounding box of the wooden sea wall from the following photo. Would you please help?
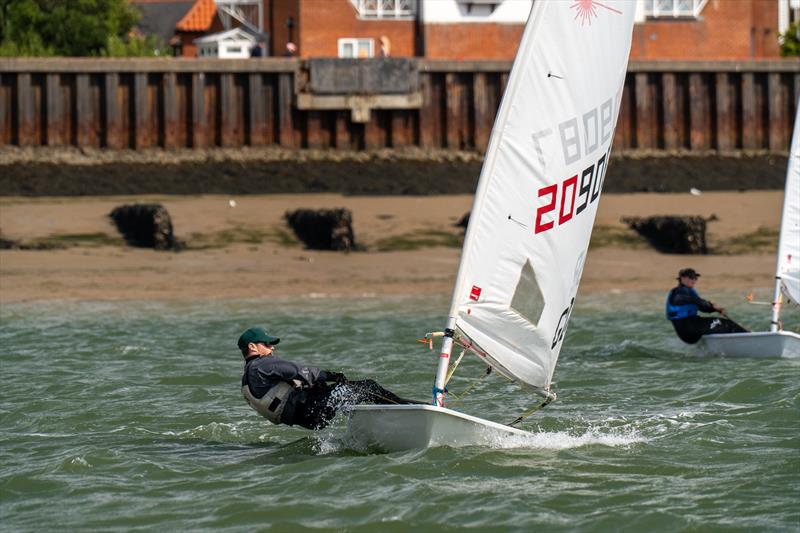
[0,58,798,152]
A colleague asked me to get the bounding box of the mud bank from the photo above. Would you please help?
[0,148,787,196]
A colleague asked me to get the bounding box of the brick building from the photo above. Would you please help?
[630,0,788,60]
[132,0,799,59]
[264,0,797,60]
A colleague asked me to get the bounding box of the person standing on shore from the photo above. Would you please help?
[238,327,417,429]
[665,268,748,344]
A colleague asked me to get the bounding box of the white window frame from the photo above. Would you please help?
[338,38,375,58]
[350,0,416,20]
[643,0,709,19]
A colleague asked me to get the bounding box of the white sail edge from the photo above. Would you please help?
[437,1,636,395]
[432,1,548,406]
[772,100,800,330]
[444,3,547,324]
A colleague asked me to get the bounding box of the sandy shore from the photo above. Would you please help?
[0,191,780,303]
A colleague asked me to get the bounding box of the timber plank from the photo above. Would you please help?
[104,73,121,148]
[335,110,351,149]
[689,73,709,150]
[0,74,5,145]
[390,110,410,147]
[767,72,785,151]
[133,73,148,148]
[715,72,732,151]
[16,73,35,146]
[45,73,64,146]
[635,73,653,149]
[220,73,235,147]
[473,72,489,152]
[76,74,91,147]
[306,111,324,149]
[192,72,207,148]
[364,110,383,150]
[419,73,434,148]
[741,73,757,149]
[278,72,294,147]
[662,73,678,150]
[248,73,265,146]
[445,73,460,149]
[163,72,178,149]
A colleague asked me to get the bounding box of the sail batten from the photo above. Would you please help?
[445,1,636,391]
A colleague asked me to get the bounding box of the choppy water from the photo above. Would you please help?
[1,291,798,532]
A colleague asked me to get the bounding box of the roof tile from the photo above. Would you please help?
[175,0,217,32]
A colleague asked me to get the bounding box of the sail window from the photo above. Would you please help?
[510,260,545,327]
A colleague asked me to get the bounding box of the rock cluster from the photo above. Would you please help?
[622,215,712,254]
[284,208,357,251]
[109,204,179,250]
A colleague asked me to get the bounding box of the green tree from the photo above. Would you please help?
[780,21,799,57]
[0,0,165,56]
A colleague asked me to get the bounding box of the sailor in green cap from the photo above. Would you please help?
[238,326,416,429]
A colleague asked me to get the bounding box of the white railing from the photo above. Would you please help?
[643,0,708,19]
[350,0,416,19]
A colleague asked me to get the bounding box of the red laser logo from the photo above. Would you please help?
[570,0,622,26]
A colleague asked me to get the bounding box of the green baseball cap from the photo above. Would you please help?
[237,327,280,351]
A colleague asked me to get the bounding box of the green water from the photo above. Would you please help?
[1,292,798,532]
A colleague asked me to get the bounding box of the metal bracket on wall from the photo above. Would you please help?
[295,92,423,123]
[294,57,422,123]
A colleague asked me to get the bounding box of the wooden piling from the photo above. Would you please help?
[0,58,797,154]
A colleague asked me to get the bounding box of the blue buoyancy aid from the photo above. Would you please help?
[665,287,699,320]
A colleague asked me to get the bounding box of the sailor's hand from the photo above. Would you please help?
[714,305,726,314]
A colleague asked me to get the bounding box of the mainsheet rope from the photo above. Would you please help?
[421,332,556,423]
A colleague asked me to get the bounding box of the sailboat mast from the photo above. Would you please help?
[432,318,457,406]
[770,277,782,333]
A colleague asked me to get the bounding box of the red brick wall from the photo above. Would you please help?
[424,23,523,60]
[272,0,780,61]
[630,0,780,60]
[296,0,415,57]
[176,31,202,57]
[267,0,300,56]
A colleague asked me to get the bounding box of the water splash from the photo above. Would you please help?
[494,426,646,450]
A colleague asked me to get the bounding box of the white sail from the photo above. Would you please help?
[776,104,800,306]
[448,1,635,391]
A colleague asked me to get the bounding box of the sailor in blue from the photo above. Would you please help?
[666,268,748,344]
[239,327,416,430]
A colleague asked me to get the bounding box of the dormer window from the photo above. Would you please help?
[643,0,709,19]
[350,0,416,20]
[455,0,501,16]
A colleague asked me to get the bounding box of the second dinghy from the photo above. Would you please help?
[700,103,800,359]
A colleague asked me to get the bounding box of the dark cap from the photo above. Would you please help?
[678,268,701,279]
[237,327,280,351]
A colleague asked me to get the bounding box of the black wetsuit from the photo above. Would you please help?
[242,355,414,430]
[666,285,748,344]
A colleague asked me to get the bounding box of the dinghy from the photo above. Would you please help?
[346,0,636,452]
[700,104,800,359]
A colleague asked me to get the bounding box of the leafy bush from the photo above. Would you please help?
[780,21,800,57]
[0,0,166,57]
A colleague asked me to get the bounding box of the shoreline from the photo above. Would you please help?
[0,191,780,304]
[0,147,789,195]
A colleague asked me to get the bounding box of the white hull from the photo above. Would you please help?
[700,331,800,358]
[345,404,531,452]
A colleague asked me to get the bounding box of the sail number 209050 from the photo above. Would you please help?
[533,97,616,235]
[534,148,610,234]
